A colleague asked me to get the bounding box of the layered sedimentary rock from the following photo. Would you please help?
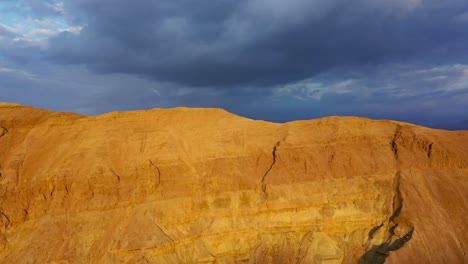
[0,103,467,263]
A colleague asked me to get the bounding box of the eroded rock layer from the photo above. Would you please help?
[0,104,467,263]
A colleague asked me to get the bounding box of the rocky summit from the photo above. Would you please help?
[0,104,467,263]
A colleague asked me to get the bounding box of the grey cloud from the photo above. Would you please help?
[43,0,468,88]
[0,39,43,64]
[0,59,466,129]
[80,63,466,128]
[273,63,468,126]
[1,0,467,130]
[0,62,167,114]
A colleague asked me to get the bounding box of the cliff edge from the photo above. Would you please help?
[0,104,467,263]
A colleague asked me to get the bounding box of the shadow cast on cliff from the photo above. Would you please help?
[359,227,414,264]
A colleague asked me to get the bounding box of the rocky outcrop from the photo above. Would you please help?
[0,104,467,263]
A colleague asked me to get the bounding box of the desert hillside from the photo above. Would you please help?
[0,104,467,263]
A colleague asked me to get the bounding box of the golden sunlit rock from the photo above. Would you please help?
[0,104,466,263]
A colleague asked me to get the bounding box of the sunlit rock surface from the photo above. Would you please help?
[0,104,467,263]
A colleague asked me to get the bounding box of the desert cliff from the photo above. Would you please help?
[0,103,467,263]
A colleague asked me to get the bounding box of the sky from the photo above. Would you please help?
[0,0,467,129]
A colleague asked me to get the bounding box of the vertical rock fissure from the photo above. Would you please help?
[0,126,7,138]
[427,143,433,159]
[260,139,283,192]
[87,178,95,198]
[111,169,121,183]
[359,171,414,264]
[0,210,11,228]
[391,125,402,162]
[390,172,402,221]
[149,160,161,189]
[0,127,7,179]
[257,138,285,210]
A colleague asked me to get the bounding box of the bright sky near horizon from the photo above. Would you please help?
[1,0,467,129]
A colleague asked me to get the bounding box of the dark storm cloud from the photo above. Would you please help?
[1,0,467,129]
[45,0,468,88]
[0,31,43,64]
[272,63,468,126]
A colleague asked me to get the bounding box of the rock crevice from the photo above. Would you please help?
[260,139,283,186]
[391,125,402,161]
[149,160,161,189]
[360,171,414,264]
[258,138,286,209]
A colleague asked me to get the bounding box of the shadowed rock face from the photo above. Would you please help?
[0,104,467,263]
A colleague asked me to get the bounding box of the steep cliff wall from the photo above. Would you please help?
[0,104,467,263]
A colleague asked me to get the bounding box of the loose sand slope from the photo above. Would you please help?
[0,104,467,263]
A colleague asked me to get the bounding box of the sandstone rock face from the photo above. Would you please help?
[0,104,467,263]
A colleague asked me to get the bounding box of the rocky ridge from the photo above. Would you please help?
[0,104,467,263]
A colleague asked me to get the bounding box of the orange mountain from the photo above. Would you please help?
[0,104,467,263]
